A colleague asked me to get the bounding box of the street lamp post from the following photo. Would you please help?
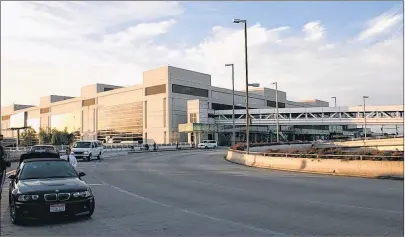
[363,96,369,140]
[225,63,235,146]
[271,82,280,143]
[331,97,337,107]
[233,18,251,153]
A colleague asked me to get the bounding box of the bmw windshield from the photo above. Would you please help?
[19,161,77,180]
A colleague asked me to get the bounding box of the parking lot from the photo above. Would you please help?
[1,149,403,236]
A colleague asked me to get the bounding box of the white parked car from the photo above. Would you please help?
[71,140,104,161]
[198,140,218,149]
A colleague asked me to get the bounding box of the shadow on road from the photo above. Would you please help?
[1,204,93,227]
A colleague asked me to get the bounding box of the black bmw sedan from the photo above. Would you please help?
[8,158,95,224]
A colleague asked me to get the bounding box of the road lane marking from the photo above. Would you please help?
[179,208,286,236]
[100,180,287,236]
[100,180,171,208]
[87,183,105,186]
[306,200,403,214]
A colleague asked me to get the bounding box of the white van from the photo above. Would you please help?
[198,140,218,149]
[71,140,104,161]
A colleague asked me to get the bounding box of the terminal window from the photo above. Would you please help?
[103,88,116,92]
[267,100,286,108]
[40,107,50,114]
[1,115,10,121]
[82,98,96,107]
[97,101,143,143]
[172,84,208,97]
[190,113,197,123]
[145,84,166,96]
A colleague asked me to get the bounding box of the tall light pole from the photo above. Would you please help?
[233,18,251,153]
[363,96,369,140]
[331,97,337,107]
[225,63,235,146]
[271,82,280,143]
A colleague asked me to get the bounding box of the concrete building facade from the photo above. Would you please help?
[1,66,328,144]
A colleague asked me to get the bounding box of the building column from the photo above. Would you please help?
[188,133,192,144]
[197,132,201,145]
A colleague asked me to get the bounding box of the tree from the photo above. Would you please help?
[20,127,37,146]
[50,127,75,145]
[63,128,75,145]
[50,128,63,145]
[39,127,75,145]
[38,127,52,144]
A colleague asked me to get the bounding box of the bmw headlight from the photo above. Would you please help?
[17,194,39,202]
[72,188,92,198]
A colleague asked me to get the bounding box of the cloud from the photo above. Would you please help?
[356,8,403,41]
[180,23,402,106]
[1,1,183,39]
[103,19,177,46]
[303,21,325,41]
[1,3,403,108]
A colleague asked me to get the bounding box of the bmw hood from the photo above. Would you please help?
[17,178,89,193]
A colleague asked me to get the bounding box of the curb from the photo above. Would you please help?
[224,152,404,180]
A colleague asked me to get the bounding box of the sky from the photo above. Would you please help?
[1,1,404,107]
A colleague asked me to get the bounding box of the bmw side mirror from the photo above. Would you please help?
[78,172,86,177]
[8,174,16,180]
[5,161,11,167]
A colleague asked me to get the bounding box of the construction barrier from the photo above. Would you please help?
[226,150,404,179]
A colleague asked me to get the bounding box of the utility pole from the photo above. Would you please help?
[225,64,236,146]
[272,82,280,142]
[233,19,250,154]
[363,96,369,140]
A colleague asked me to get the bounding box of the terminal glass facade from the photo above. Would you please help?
[97,102,143,143]
[50,112,81,132]
[27,118,40,132]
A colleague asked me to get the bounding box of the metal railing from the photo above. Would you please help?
[3,142,194,161]
[105,142,193,152]
[3,145,70,152]
[336,135,403,142]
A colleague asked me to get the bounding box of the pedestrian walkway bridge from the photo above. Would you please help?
[213,105,403,126]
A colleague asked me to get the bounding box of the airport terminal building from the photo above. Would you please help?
[2,66,363,145]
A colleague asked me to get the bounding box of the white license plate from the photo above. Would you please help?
[50,204,66,213]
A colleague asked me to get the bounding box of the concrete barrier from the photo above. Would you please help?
[226,150,404,179]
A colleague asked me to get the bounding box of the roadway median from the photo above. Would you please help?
[226,150,404,179]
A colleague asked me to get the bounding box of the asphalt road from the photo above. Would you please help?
[1,149,403,236]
